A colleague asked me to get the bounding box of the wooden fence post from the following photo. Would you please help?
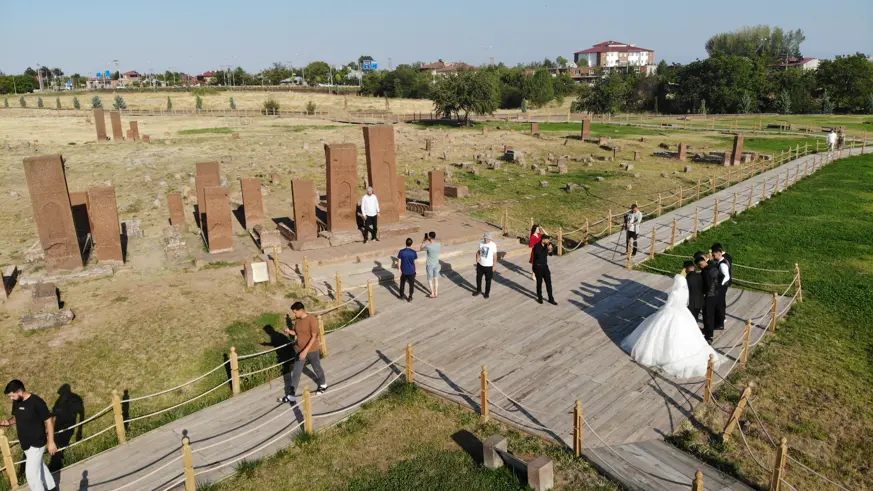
[0,430,18,488]
[229,347,240,395]
[573,400,583,457]
[769,292,778,332]
[649,228,657,259]
[678,187,684,207]
[625,239,633,270]
[795,264,803,303]
[691,471,704,491]
[762,178,768,201]
[557,228,563,256]
[607,210,613,236]
[696,180,701,201]
[723,384,753,439]
[727,168,732,186]
[303,255,311,290]
[731,192,737,216]
[712,200,719,226]
[804,161,809,177]
[693,207,700,238]
[318,315,327,357]
[748,185,754,209]
[793,167,799,185]
[502,209,508,236]
[405,344,414,384]
[769,438,789,491]
[583,218,589,246]
[303,387,313,434]
[367,280,375,317]
[182,436,196,491]
[740,320,752,368]
[271,246,281,284]
[670,218,677,248]
[704,354,715,403]
[480,366,490,422]
[335,272,343,301]
[112,389,126,444]
[710,178,715,193]
[657,193,663,216]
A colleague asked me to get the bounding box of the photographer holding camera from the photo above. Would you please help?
[624,204,643,257]
[532,235,557,305]
[419,231,441,298]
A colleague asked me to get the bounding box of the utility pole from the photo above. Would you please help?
[388,57,392,70]
[36,63,44,91]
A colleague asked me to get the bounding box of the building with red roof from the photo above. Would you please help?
[770,57,820,71]
[574,41,655,73]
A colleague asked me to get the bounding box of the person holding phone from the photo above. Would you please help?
[473,233,498,299]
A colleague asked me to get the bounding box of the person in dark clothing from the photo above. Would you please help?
[685,259,705,323]
[397,238,418,302]
[3,380,57,491]
[711,244,732,330]
[532,235,557,305]
[701,259,721,344]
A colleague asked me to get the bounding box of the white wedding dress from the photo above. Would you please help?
[620,274,720,379]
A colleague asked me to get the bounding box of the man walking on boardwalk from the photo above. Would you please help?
[2,380,57,491]
[624,204,643,257]
[281,302,327,405]
[827,129,837,152]
[532,235,557,305]
[397,238,417,302]
[361,186,380,243]
[473,232,498,299]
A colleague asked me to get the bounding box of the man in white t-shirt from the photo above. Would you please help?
[473,232,498,299]
[827,130,837,152]
[360,187,380,243]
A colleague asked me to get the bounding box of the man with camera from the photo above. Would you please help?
[532,234,557,305]
[624,204,643,257]
[419,231,441,298]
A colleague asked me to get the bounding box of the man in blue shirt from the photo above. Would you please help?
[397,238,418,302]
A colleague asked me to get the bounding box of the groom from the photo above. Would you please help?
[699,254,720,345]
[685,259,705,322]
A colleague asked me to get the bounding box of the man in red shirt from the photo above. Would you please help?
[281,302,327,405]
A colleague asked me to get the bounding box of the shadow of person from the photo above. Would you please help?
[438,259,475,293]
[371,261,399,295]
[78,470,89,491]
[49,383,85,472]
[262,324,295,377]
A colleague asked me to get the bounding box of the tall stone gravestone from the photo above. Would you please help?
[129,121,140,141]
[93,108,108,141]
[203,186,234,253]
[23,155,83,271]
[531,122,540,135]
[239,177,265,229]
[731,135,745,166]
[396,176,407,218]
[167,193,186,230]
[324,143,359,232]
[87,186,123,263]
[291,179,318,240]
[581,119,591,140]
[677,143,688,161]
[195,161,221,228]
[362,126,400,224]
[429,170,445,210]
[109,111,124,141]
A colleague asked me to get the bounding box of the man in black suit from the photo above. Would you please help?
[701,256,721,344]
[711,243,732,330]
[685,259,705,323]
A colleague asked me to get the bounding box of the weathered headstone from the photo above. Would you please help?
[271,173,280,185]
[634,151,641,161]
[239,177,265,229]
[598,136,608,145]
[126,129,134,140]
[731,134,744,165]
[722,153,732,166]
[195,161,221,227]
[425,138,433,151]
[482,126,488,135]
[129,121,140,141]
[142,135,150,143]
[291,179,318,241]
[530,122,540,135]
[527,456,554,491]
[362,126,400,224]
[165,193,185,232]
[429,170,445,209]
[203,186,234,253]
[324,143,359,232]
[444,184,470,198]
[68,191,91,240]
[109,111,124,140]
[677,143,688,161]
[232,133,240,140]
[32,282,60,312]
[581,119,591,140]
[93,108,108,141]
[397,176,407,218]
[23,155,82,271]
[87,186,123,263]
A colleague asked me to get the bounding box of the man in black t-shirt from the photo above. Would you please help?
[2,380,57,491]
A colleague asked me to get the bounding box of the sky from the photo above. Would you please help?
[2,0,871,76]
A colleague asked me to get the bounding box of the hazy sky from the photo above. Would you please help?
[3,0,871,76]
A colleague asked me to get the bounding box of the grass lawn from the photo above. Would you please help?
[204,384,617,491]
[178,127,234,135]
[642,153,873,490]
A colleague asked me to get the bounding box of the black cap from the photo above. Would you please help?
[694,255,707,264]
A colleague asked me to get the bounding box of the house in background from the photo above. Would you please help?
[771,57,820,71]
[197,71,217,84]
[419,60,477,77]
[573,41,656,75]
[121,71,141,85]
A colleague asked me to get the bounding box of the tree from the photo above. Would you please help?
[393,78,404,98]
[71,73,82,88]
[167,96,173,111]
[865,93,873,115]
[430,70,500,125]
[111,71,120,81]
[816,54,873,113]
[575,58,588,67]
[738,92,753,114]
[73,96,80,110]
[91,96,102,109]
[304,61,331,85]
[673,55,768,113]
[262,97,280,115]
[528,69,555,107]
[542,58,556,69]
[556,56,569,67]
[770,68,816,114]
[573,72,631,115]
[776,90,791,114]
[113,94,127,110]
[0,75,35,94]
[19,96,26,107]
[552,73,575,105]
[705,25,805,63]
[56,97,61,109]
[195,95,203,112]
[821,89,834,114]
[358,55,374,68]
[24,67,36,76]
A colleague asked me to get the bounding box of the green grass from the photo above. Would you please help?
[178,127,234,135]
[270,124,346,132]
[645,153,873,489]
[210,383,616,490]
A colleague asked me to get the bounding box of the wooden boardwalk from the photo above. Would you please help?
[37,148,867,490]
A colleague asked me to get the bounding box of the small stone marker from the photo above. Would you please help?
[581,119,591,140]
[167,193,186,230]
[482,126,488,135]
[129,121,140,141]
[142,135,150,143]
[428,170,445,210]
[324,143,359,232]
[598,136,608,145]
[444,184,469,198]
[32,282,59,312]
[239,177,265,229]
[87,186,124,263]
[684,165,693,173]
[22,282,74,330]
[126,129,134,140]
[23,155,83,272]
[677,143,688,161]
[271,173,280,185]
[232,133,240,139]
[203,186,234,253]
[530,122,540,136]
[253,225,283,254]
[425,138,432,151]
[93,108,108,141]
[109,111,124,140]
[527,456,554,491]
[634,151,641,161]
[483,435,508,469]
[722,153,732,166]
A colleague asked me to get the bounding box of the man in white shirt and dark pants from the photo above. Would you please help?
[624,204,643,257]
[473,232,498,299]
[711,244,732,331]
[361,186,380,243]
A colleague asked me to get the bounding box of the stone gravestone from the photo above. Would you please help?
[109,111,124,141]
[634,151,641,161]
[482,126,488,135]
[444,184,470,198]
[195,161,221,228]
[23,155,83,272]
[21,282,75,330]
[324,143,359,232]
[126,129,134,140]
[93,108,108,141]
[598,136,608,145]
[677,143,688,161]
[68,191,91,241]
[429,170,445,210]
[396,176,407,218]
[129,121,140,141]
[531,122,540,136]
[32,283,59,312]
[87,186,123,263]
[167,193,186,231]
[721,153,732,166]
[239,177,265,229]
[203,186,234,253]
[362,126,400,224]
[731,134,745,165]
[271,173,280,185]
[425,138,433,152]
[291,179,318,241]
[581,119,591,140]
[142,135,150,143]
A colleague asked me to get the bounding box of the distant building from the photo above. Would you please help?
[419,60,478,77]
[574,40,656,74]
[771,57,820,71]
[198,71,217,84]
[121,71,141,85]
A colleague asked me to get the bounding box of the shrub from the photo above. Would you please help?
[821,89,834,114]
[73,96,80,110]
[56,97,61,109]
[305,100,315,115]
[113,94,127,110]
[229,96,236,110]
[738,92,753,114]
[262,97,280,115]
[192,87,218,96]
[19,96,26,107]
[698,98,707,115]
[776,90,791,114]
[195,95,203,111]
[91,96,102,109]
[167,96,173,111]
[37,97,44,108]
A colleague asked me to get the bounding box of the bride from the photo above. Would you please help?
[621,273,719,379]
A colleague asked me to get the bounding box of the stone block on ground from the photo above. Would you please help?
[20,310,75,331]
[18,264,114,287]
[483,435,507,470]
[32,282,59,312]
[444,184,469,198]
[290,238,332,251]
[527,456,554,491]
[253,225,284,254]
